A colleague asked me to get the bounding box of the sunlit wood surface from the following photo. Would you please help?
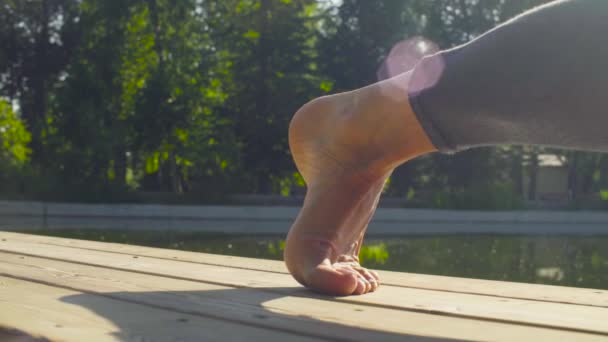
[1,231,607,342]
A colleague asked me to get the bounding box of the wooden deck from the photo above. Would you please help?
[1,232,607,342]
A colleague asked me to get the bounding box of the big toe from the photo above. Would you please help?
[304,264,363,296]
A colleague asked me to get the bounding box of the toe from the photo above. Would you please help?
[356,267,378,292]
[306,264,359,296]
[369,269,381,283]
[354,277,367,295]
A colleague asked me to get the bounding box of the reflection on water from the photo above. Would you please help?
[361,236,608,290]
[27,230,608,290]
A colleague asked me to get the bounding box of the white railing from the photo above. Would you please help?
[1,200,607,235]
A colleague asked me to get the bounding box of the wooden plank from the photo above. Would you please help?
[378,272,608,308]
[1,239,608,336]
[0,231,289,272]
[0,254,448,342]
[1,253,604,342]
[0,276,317,342]
[3,231,607,308]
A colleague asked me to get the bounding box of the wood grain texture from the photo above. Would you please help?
[1,253,604,342]
[0,276,318,342]
[2,231,607,308]
[1,232,607,342]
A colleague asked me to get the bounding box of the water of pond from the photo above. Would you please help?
[25,229,608,290]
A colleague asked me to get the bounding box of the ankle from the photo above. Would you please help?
[362,73,437,167]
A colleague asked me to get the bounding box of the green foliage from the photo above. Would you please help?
[0,99,31,195]
[206,0,325,193]
[359,243,390,266]
[0,0,605,207]
[0,100,31,165]
[432,182,525,210]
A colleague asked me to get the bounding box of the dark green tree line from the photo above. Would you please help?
[1,0,607,208]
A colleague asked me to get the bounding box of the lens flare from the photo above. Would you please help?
[377,36,440,81]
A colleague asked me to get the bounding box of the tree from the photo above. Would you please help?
[0,0,79,165]
[0,0,606,207]
[206,0,324,193]
[0,99,31,192]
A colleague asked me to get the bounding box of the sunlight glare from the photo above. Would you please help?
[377,36,440,81]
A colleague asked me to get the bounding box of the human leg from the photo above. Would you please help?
[284,0,608,296]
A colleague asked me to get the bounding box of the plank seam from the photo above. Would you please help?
[14,240,608,309]
[2,249,607,337]
[335,297,608,337]
[35,241,289,274]
[0,273,346,342]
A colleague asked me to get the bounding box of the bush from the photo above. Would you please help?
[432,182,525,210]
[0,99,31,195]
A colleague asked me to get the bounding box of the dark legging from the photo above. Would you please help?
[408,0,608,154]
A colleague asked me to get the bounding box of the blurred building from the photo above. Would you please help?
[523,154,569,202]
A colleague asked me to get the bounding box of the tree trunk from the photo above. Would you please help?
[168,150,182,193]
[27,0,51,163]
[157,153,164,191]
[147,0,164,73]
[527,150,538,201]
[511,147,524,197]
[580,154,598,196]
[599,155,608,190]
[255,0,271,193]
[114,145,127,188]
[568,152,580,201]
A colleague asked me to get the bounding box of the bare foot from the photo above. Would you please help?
[284,72,437,296]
